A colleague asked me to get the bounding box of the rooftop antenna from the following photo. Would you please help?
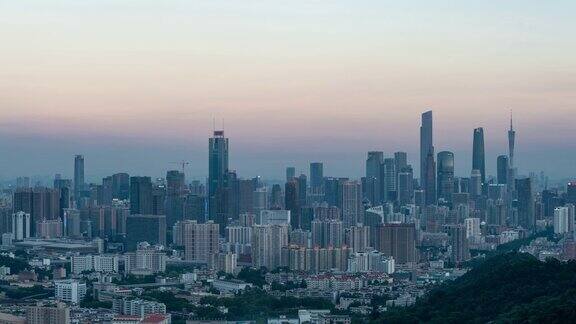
[510,109,513,130]
[212,117,216,133]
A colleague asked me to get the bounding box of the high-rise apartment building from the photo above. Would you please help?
[341,180,362,228]
[377,223,416,264]
[183,220,219,263]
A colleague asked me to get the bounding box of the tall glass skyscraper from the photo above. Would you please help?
[73,155,84,207]
[472,127,486,184]
[420,111,435,205]
[208,130,229,225]
[365,151,384,205]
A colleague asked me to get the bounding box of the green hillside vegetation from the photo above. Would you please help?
[376,252,576,323]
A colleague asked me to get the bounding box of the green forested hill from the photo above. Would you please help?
[376,252,576,324]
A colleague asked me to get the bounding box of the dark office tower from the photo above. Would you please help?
[238,179,255,215]
[377,223,417,264]
[130,176,153,215]
[472,127,486,184]
[365,151,384,205]
[152,185,166,215]
[208,130,229,224]
[437,151,455,203]
[184,193,206,221]
[516,178,535,230]
[381,158,396,202]
[270,184,283,209]
[100,176,114,205]
[74,155,85,207]
[221,171,239,222]
[112,173,130,200]
[567,182,576,204]
[297,174,307,207]
[420,110,434,187]
[125,214,166,251]
[424,152,437,205]
[497,155,509,185]
[324,177,346,207]
[54,178,72,218]
[285,179,300,229]
[166,170,186,227]
[309,162,324,191]
[397,166,414,206]
[286,167,296,182]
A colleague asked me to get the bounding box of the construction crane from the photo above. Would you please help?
[170,160,191,174]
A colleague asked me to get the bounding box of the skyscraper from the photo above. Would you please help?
[397,167,414,206]
[111,173,130,200]
[420,111,435,205]
[341,180,362,228]
[472,127,486,184]
[424,152,437,205]
[437,151,455,203]
[394,152,408,196]
[508,112,516,192]
[182,220,219,263]
[285,179,300,229]
[309,162,324,191]
[446,224,470,264]
[508,111,516,169]
[125,214,166,250]
[365,151,384,205]
[516,178,535,230]
[382,158,396,202]
[73,155,85,207]
[129,176,153,215]
[470,170,482,198]
[497,155,509,185]
[165,170,186,227]
[251,224,289,270]
[377,223,416,264]
[208,130,229,226]
[285,167,296,182]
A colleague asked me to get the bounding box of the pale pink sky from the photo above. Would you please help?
[0,1,575,180]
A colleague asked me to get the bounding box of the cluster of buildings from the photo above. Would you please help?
[0,110,574,322]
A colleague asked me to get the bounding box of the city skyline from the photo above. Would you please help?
[1,1,575,180]
[0,111,570,184]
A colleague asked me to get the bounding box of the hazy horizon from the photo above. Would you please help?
[1,1,575,181]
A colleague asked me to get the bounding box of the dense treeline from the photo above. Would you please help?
[375,252,576,323]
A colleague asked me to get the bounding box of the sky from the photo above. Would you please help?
[0,0,575,182]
